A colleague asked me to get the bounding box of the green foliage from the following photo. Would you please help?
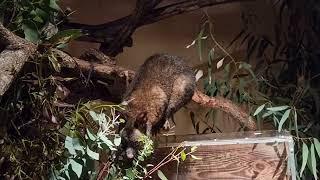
[235,1,320,178]
[0,0,63,43]
[157,170,168,180]
[253,104,319,178]
[188,19,263,134]
[0,50,69,178]
[47,101,156,180]
[50,104,125,179]
[190,2,320,178]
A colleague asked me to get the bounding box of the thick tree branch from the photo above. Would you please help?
[63,0,255,56]
[192,90,256,130]
[0,24,37,96]
[55,49,135,80]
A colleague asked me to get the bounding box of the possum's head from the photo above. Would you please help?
[120,127,144,159]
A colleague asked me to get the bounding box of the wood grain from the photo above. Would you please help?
[148,131,294,180]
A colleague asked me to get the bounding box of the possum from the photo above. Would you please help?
[121,53,196,150]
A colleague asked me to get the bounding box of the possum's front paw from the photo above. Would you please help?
[163,119,175,131]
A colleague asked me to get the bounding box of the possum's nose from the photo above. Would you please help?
[126,147,135,159]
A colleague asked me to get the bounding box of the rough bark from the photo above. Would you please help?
[55,49,135,80]
[192,90,257,130]
[0,24,37,96]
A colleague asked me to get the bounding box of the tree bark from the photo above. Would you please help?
[192,90,256,130]
[0,24,37,96]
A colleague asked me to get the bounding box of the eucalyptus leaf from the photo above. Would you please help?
[278,109,291,132]
[300,143,309,177]
[216,57,225,69]
[70,159,83,178]
[86,128,96,141]
[254,103,265,116]
[65,136,76,155]
[86,146,99,160]
[190,154,202,160]
[89,111,98,121]
[314,138,320,158]
[266,106,289,112]
[262,111,273,118]
[22,23,39,43]
[181,150,187,161]
[49,0,61,11]
[114,136,121,146]
[49,29,82,46]
[157,170,168,180]
[310,144,318,180]
[98,133,116,150]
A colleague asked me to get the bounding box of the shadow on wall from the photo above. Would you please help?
[62,0,274,135]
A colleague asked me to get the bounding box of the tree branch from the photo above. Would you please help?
[63,0,255,56]
[0,23,37,96]
[192,89,256,130]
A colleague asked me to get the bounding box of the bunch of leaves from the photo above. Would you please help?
[0,53,71,178]
[0,20,85,178]
[230,0,320,130]
[187,18,265,133]
[254,103,320,179]
[0,0,62,42]
[50,102,125,179]
[50,101,156,180]
[0,0,82,46]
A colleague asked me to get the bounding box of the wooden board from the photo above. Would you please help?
[148,131,296,180]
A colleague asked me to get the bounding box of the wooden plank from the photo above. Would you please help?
[148,131,296,180]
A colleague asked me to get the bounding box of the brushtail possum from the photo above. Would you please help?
[121,53,196,142]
